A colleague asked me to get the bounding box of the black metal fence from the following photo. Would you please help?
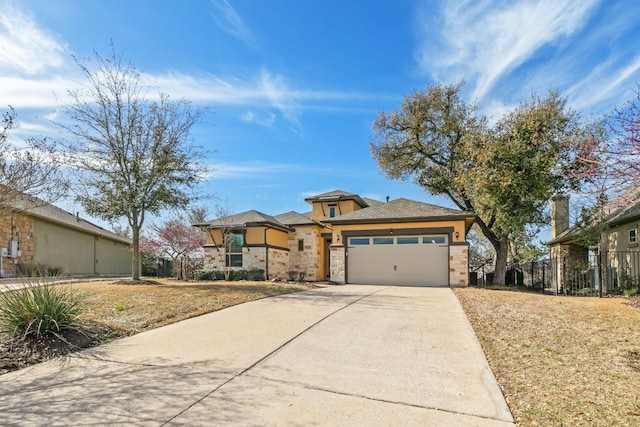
[472,251,640,297]
[543,251,639,296]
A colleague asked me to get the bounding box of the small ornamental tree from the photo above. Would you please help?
[148,219,204,280]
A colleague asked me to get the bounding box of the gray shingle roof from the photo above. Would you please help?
[273,211,317,226]
[6,194,130,244]
[304,190,368,208]
[204,210,291,230]
[328,198,474,223]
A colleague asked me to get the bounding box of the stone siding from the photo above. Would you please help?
[0,210,35,277]
[267,247,289,281]
[449,244,469,286]
[202,245,289,281]
[329,244,345,284]
[288,227,323,281]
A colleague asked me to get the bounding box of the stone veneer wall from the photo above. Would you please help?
[0,210,35,277]
[449,244,469,286]
[203,246,224,270]
[267,247,289,281]
[329,244,345,284]
[203,246,289,281]
[288,227,322,281]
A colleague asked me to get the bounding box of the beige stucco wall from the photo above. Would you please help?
[310,199,362,222]
[33,218,131,276]
[329,219,468,245]
[205,226,289,249]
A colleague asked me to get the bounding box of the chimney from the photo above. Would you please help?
[551,195,569,239]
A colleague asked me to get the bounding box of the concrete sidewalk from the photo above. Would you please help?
[0,285,514,426]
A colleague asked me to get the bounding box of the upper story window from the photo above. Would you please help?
[629,227,638,245]
[329,205,336,218]
[298,239,304,251]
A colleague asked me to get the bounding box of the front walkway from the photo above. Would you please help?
[0,285,514,426]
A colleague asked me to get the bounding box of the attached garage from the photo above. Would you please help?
[326,197,476,287]
[346,234,449,286]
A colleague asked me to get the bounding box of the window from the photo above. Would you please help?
[423,236,446,244]
[329,205,336,218]
[373,237,393,245]
[397,237,419,244]
[350,238,370,245]
[225,232,243,267]
[298,239,304,251]
[629,228,638,245]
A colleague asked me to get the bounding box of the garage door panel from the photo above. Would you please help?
[347,235,449,287]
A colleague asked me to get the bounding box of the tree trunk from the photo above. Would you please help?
[132,225,141,281]
[492,237,509,286]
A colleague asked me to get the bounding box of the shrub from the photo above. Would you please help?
[193,268,265,281]
[16,262,64,278]
[0,280,85,340]
[246,268,265,281]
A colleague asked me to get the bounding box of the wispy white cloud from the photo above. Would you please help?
[0,2,388,136]
[241,110,276,127]
[417,0,600,102]
[207,161,294,180]
[0,2,68,76]
[209,0,260,50]
[567,54,640,113]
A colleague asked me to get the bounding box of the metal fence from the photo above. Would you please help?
[472,251,640,297]
[545,251,640,296]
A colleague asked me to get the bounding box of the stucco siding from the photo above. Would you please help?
[33,219,131,276]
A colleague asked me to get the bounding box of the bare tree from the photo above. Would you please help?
[0,107,68,207]
[58,45,207,281]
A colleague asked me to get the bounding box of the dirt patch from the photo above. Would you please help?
[454,287,640,426]
[0,279,312,375]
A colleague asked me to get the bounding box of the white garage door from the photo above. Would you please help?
[347,235,449,286]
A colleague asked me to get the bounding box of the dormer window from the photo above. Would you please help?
[329,205,336,218]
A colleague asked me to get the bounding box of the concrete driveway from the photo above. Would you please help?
[0,285,514,426]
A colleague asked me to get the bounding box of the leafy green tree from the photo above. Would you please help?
[59,47,207,281]
[370,83,582,285]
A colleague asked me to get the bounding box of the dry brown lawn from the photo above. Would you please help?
[76,279,311,335]
[454,287,640,426]
[0,278,311,374]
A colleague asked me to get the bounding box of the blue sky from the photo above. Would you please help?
[2,0,640,229]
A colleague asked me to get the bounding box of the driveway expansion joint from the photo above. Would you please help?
[248,373,512,424]
[159,286,390,426]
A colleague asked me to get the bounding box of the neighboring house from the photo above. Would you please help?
[0,194,132,278]
[195,190,476,287]
[547,191,640,294]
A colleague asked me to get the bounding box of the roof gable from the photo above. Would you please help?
[273,211,318,226]
[204,210,290,230]
[327,198,474,223]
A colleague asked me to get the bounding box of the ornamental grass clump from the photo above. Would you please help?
[0,280,85,340]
